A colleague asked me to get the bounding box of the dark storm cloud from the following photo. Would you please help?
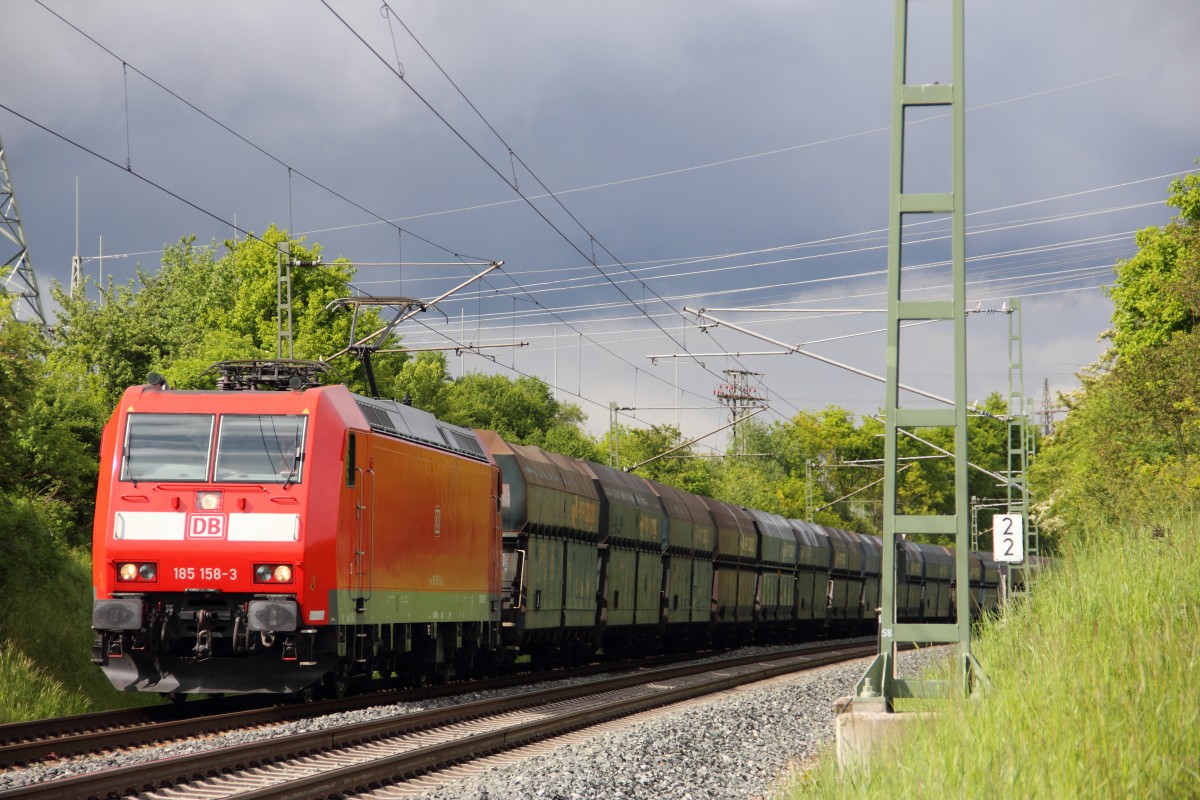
[2,0,1197,436]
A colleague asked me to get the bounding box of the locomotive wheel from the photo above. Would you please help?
[323,665,350,699]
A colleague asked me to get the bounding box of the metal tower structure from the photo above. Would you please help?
[714,369,767,457]
[276,245,295,360]
[71,178,84,299]
[854,0,982,708]
[1006,297,1039,599]
[1040,377,1054,436]
[0,129,47,330]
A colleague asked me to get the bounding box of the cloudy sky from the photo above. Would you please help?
[3,1,1198,445]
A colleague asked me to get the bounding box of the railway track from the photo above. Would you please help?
[0,644,786,768]
[0,640,877,800]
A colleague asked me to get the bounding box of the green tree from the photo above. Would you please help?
[49,227,397,404]
[443,371,594,453]
[0,307,97,543]
[392,351,453,417]
[1107,172,1200,361]
[753,408,885,532]
[1033,169,1200,542]
[0,309,44,492]
[613,423,715,497]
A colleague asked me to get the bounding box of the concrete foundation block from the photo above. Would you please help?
[833,696,937,773]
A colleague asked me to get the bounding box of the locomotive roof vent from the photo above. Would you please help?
[209,360,330,391]
[355,396,487,462]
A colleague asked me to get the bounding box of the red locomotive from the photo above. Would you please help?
[91,364,1002,698]
[92,363,502,696]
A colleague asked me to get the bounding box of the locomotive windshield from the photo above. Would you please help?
[214,415,307,484]
[121,414,214,482]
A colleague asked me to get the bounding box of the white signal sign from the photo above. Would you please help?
[992,514,1024,563]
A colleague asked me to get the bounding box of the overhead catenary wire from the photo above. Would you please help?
[350,216,1134,323]
[327,3,746,375]
[321,1,1169,427]
[13,6,1172,447]
[320,1,779,419]
[380,242,1120,352]
[31,0,489,265]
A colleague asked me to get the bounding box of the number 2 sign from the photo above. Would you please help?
[992,514,1024,563]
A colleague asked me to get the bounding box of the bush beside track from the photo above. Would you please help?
[787,513,1200,799]
[0,493,154,723]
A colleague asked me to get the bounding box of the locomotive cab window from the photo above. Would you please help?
[121,413,214,482]
[214,415,308,483]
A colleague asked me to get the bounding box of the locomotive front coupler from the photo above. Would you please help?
[91,631,116,666]
[232,606,249,654]
[193,609,213,661]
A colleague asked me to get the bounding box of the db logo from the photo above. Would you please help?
[187,513,227,539]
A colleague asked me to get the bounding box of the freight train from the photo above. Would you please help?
[91,365,1003,697]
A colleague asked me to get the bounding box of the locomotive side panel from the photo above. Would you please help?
[346,431,500,625]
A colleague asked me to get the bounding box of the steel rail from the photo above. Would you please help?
[0,640,875,800]
[0,646,756,766]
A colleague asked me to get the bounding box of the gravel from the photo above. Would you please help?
[0,645,947,799]
[380,647,948,800]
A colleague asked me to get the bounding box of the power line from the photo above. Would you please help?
[31,0,488,265]
[322,1,786,417]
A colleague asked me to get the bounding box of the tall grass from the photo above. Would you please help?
[788,515,1200,798]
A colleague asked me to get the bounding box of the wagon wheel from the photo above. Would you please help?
[323,664,350,699]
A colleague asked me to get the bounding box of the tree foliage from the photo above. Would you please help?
[0,306,99,547]
[1034,169,1200,541]
[28,225,606,542]
[395,351,600,461]
[49,227,403,404]
[1106,172,1200,361]
[611,423,716,497]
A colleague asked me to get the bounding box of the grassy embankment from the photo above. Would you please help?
[785,514,1200,798]
[0,495,156,724]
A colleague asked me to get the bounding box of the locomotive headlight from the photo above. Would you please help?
[196,491,223,511]
[117,562,157,582]
[254,563,295,583]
